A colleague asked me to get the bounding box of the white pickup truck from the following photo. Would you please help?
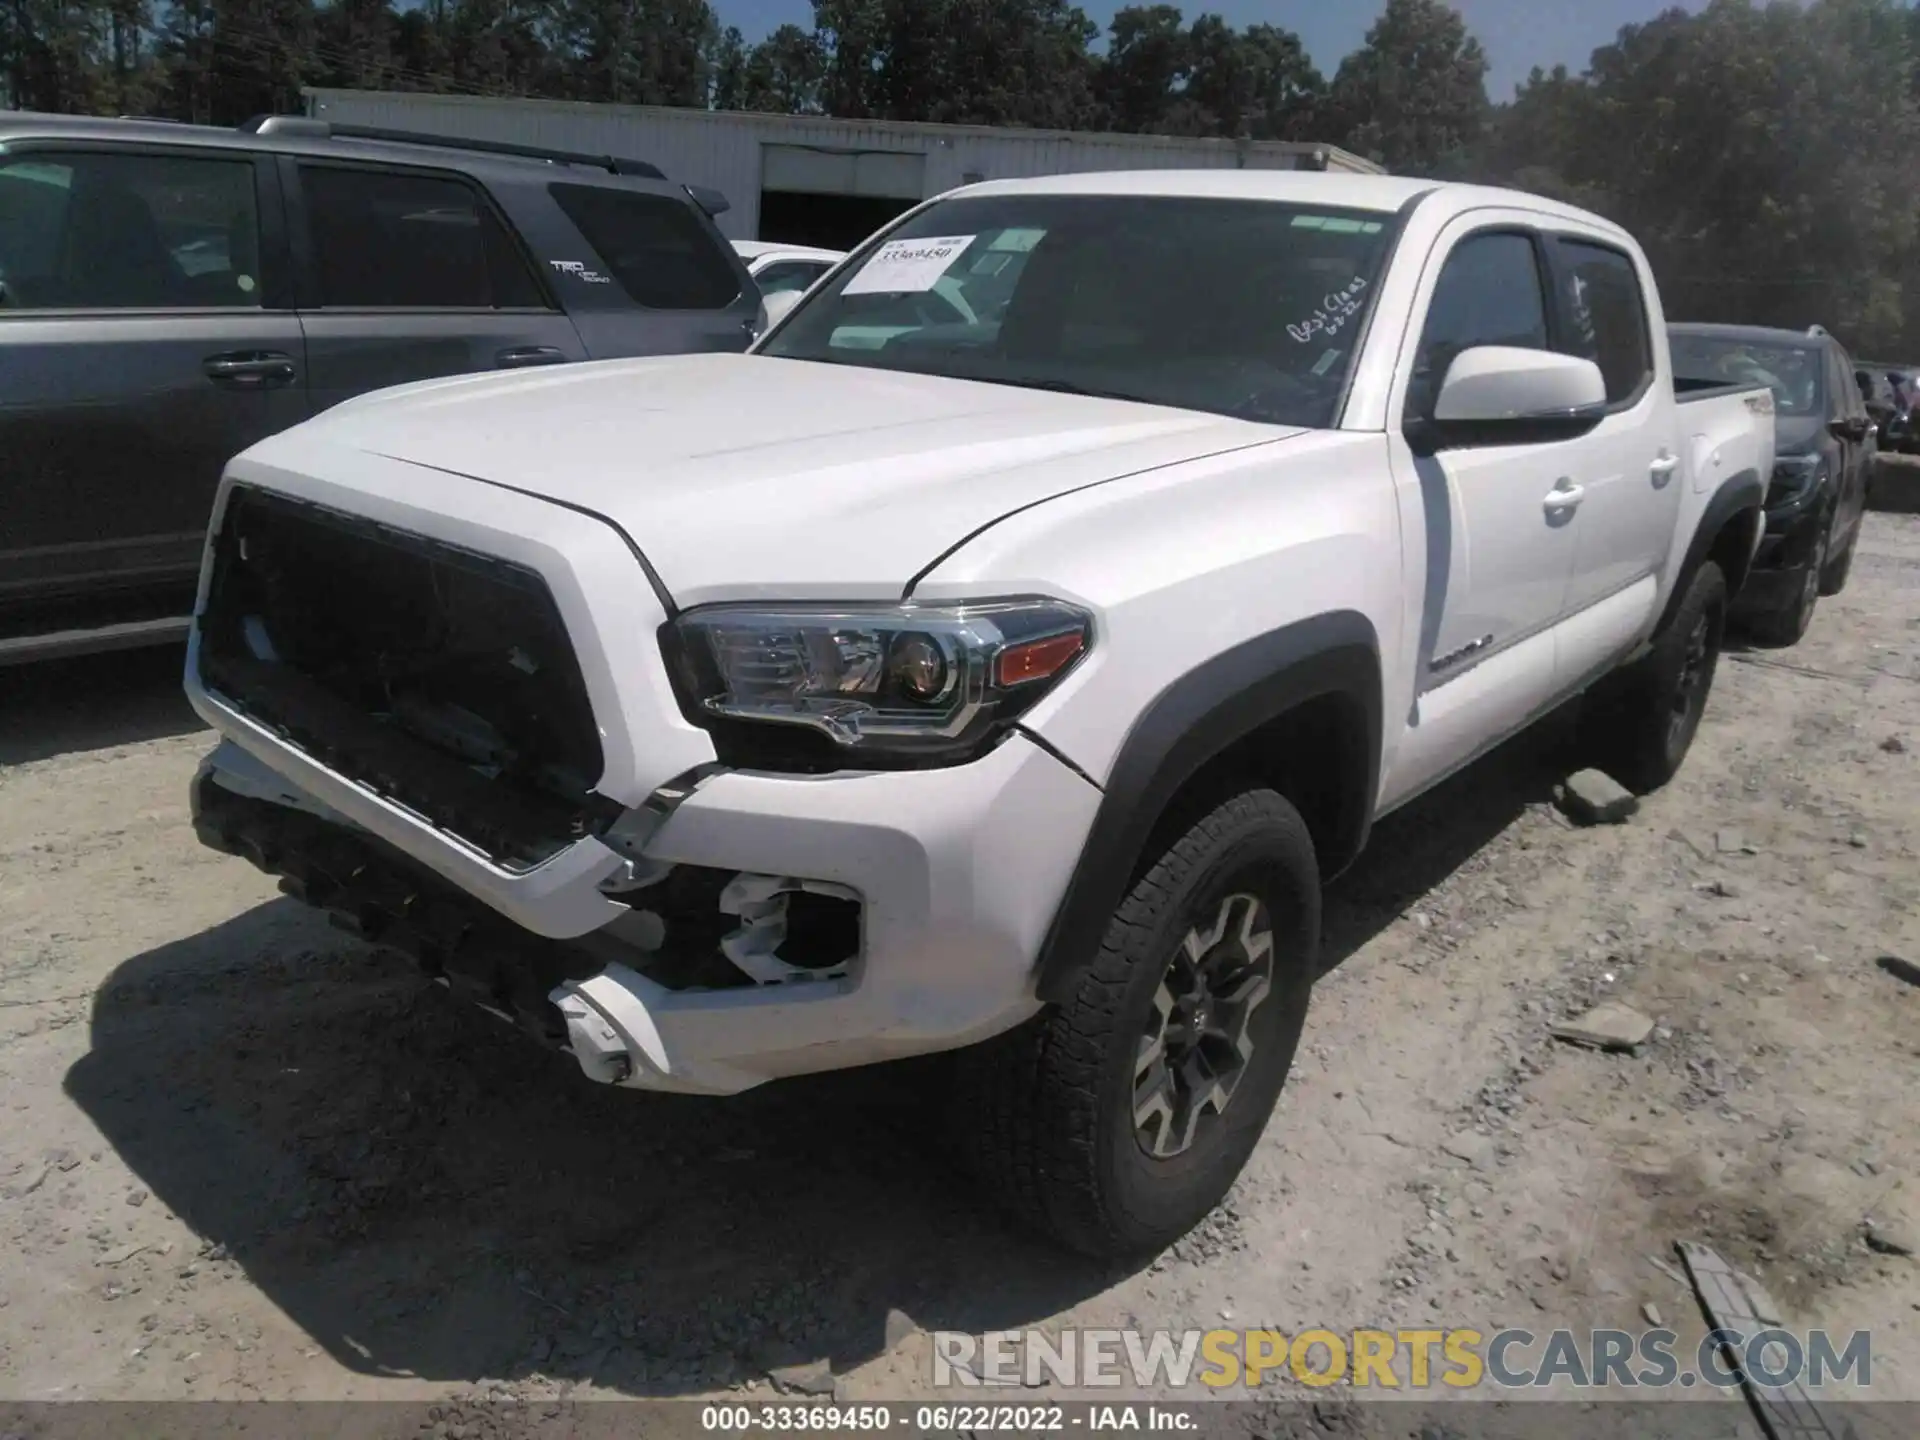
[184,172,1775,1259]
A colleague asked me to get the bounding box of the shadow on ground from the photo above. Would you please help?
[0,645,205,766]
[64,710,1574,1396]
[1319,704,1572,975]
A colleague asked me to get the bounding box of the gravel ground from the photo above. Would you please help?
[1,515,1916,1424]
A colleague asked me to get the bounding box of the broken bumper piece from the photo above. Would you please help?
[191,728,1100,1096]
[192,752,848,1095]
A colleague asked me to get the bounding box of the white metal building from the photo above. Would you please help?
[302,89,1383,250]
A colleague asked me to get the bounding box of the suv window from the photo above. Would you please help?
[0,149,260,310]
[1408,231,1549,421]
[300,165,546,310]
[1552,239,1652,406]
[548,184,741,309]
[1831,345,1866,422]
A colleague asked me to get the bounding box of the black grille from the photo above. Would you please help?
[198,486,622,868]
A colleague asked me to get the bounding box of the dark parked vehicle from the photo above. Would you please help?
[1859,360,1920,454]
[1670,322,1873,646]
[1856,364,1902,444]
[0,113,759,663]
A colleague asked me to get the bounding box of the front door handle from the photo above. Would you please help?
[1650,452,1680,487]
[495,346,569,369]
[203,351,296,389]
[1543,479,1587,515]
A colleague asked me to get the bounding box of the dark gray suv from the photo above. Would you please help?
[0,113,761,663]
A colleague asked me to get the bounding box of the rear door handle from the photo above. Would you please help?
[495,346,569,369]
[1651,452,1680,487]
[203,351,296,389]
[1544,479,1586,514]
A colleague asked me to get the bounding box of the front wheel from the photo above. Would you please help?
[952,787,1319,1259]
[1582,560,1727,794]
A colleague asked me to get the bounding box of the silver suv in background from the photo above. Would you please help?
[0,113,760,664]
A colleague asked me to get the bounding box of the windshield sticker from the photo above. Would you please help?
[549,259,612,285]
[841,235,977,295]
[1287,276,1370,345]
[1291,215,1384,235]
[990,228,1046,253]
[1311,348,1341,377]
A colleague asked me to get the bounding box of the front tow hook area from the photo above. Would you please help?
[552,965,673,1087]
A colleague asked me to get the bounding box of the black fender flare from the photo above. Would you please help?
[1031,610,1382,1003]
[1655,468,1765,636]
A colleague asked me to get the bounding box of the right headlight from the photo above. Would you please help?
[663,597,1092,768]
[1768,453,1823,507]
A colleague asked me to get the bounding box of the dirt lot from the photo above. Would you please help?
[1,515,1916,1424]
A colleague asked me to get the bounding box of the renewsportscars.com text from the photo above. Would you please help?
[932,1326,1874,1391]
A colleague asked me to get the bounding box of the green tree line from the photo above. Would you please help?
[3,0,1919,354]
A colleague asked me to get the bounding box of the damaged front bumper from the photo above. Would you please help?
[192,728,1098,1096]
[182,461,1100,1095]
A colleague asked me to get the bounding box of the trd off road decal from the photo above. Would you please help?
[549,259,613,285]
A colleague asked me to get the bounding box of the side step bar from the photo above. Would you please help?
[0,616,189,667]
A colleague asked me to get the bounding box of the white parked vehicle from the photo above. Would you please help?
[185,172,1775,1258]
[731,239,846,297]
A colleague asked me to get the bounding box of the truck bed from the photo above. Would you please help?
[1674,375,1773,405]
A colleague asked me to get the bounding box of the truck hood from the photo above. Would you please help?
[288,353,1292,606]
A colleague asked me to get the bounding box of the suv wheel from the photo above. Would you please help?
[1749,526,1825,647]
[953,788,1318,1259]
[1819,519,1857,597]
[1582,561,1727,793]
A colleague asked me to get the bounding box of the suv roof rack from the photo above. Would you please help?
[237,114,667,180]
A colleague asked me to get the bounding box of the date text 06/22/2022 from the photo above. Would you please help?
[701,1405,1196,1432]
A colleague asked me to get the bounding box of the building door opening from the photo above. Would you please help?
[757,144,926,250]
[757,191,914,251]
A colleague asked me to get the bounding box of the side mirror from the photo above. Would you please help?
[1418,346,1608,451]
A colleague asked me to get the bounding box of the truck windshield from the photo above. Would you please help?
[1670,335,1824,416]
[759,193,1398,430]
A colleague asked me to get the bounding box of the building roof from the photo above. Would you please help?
[302,89,1386,174]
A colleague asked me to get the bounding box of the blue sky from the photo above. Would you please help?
[724,0,1707,101]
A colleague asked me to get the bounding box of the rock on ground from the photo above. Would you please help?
[1556,769,1640,825]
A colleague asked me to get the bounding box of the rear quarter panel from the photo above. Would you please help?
[1669,385,1776,595]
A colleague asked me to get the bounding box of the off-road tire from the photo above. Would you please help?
[1582,560,1728,794]
[951,787,1319,1259]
